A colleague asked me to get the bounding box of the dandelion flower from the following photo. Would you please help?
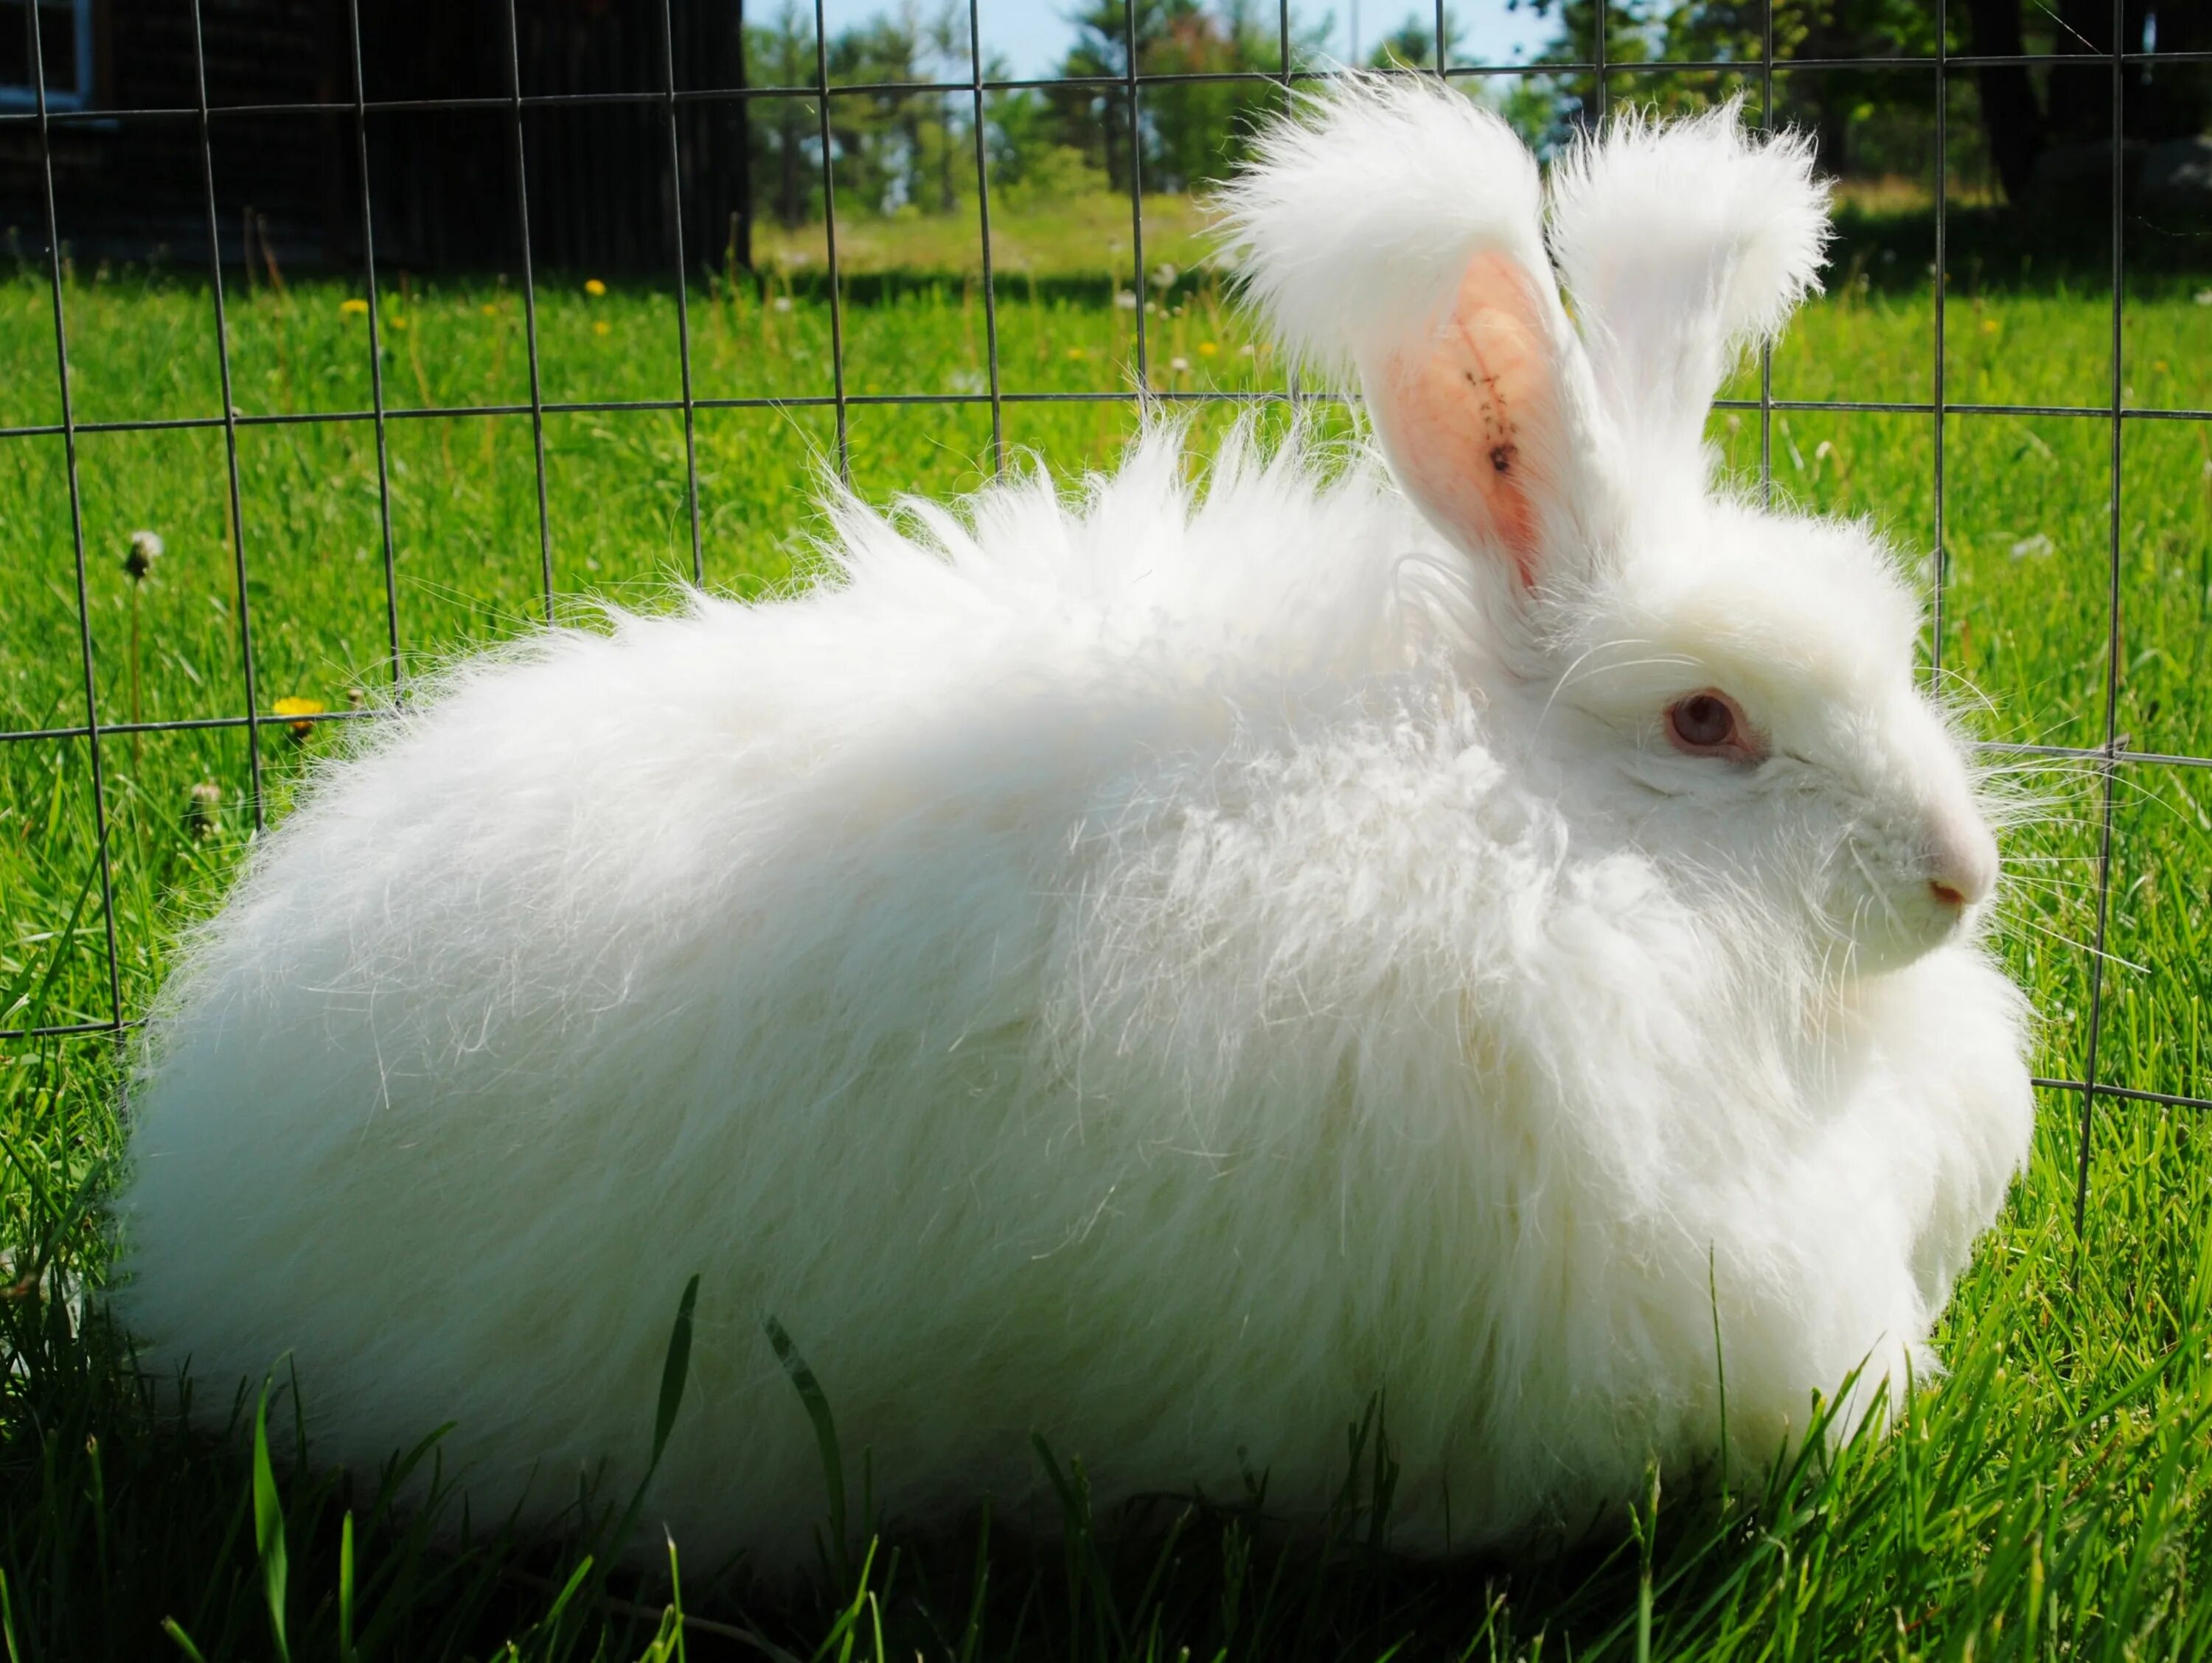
[122,529,162,582]
[1113,290,1137,311]
[480,302,501,318]
[771,295,794,313]
[1150,262,1177,290]
[1237,343,1256,358]
[1065,346,1087,361]
[1980,317,2000,335]
[185,780,222,841]
[585,279,608,297]
[390,315,408,330]
[273,696,324,741]
[2153,359,2168,372]
[1197,341,1217,358]
[339,298,369,315]
[594,320,611,336]
[1168,355,1189,374]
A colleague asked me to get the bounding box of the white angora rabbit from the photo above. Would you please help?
[115,81,2033,1570]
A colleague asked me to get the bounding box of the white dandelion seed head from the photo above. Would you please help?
[124,529,163,580]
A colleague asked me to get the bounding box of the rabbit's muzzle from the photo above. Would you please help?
[1822,805,1999,977]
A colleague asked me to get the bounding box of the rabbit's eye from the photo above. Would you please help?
[1666,691,1759,761]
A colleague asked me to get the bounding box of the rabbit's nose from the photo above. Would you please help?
[1927,818,1997,910]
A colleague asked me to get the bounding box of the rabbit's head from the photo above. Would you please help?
[1220,79,1994,979]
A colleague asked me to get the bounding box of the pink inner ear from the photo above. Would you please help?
[1374,250,1557,589]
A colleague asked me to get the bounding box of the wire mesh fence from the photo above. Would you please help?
[0,1,2208,1244]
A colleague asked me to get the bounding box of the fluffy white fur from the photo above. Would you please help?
[1214,77,1554,381]
[1548,99,1831,483]
[1216,78,1623,619]
[112,85,2033,1577]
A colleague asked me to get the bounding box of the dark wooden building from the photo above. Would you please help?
[0,0,753,277]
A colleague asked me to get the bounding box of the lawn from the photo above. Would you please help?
[0,201,2210,1657]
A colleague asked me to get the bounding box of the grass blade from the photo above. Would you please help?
[253,1381,291,1663]
[598,1274,703,1573]
[338,1509,356,1663]
[765,1313,849,1586]
[0,830,102,1030]
[653,1272,700,1468]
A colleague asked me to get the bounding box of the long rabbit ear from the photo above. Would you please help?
[1546,101,1830,482]
[1217,77,1619,596]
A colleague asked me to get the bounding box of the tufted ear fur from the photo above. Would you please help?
[1546,101,1831,483]
[1217,77,1621,599]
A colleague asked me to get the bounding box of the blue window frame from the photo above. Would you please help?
[0,0,96,112]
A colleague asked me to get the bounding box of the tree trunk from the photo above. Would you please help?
[940,108,956,215]
[2135,0,2211,142]
[734,0,753,272]
[2045,0,2118,147]
[779,111,804,229]
[1964,0,2045,203]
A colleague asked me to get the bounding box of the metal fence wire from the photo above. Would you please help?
[2,1,2208,1241]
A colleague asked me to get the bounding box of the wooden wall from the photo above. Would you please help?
[0,0,752,278]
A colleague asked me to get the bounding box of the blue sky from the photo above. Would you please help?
[812,3,1560,78]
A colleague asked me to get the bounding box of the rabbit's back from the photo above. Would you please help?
[116,429,1532,1558]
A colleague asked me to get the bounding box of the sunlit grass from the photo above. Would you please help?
[0,220,2209,1657]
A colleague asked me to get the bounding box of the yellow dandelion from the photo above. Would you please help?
[480,302,501,318]
[339,298,369,315]
[1980,317,2000,335]
[585,279,608,297]
[594,319,611,336]
[1197,341,1217,358]
[390,315,408,330]
[1065,346,1087,361]
[273,696,324,741]
[2153,359,2168,372]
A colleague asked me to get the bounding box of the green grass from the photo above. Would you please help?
[1,206,2210,1657]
